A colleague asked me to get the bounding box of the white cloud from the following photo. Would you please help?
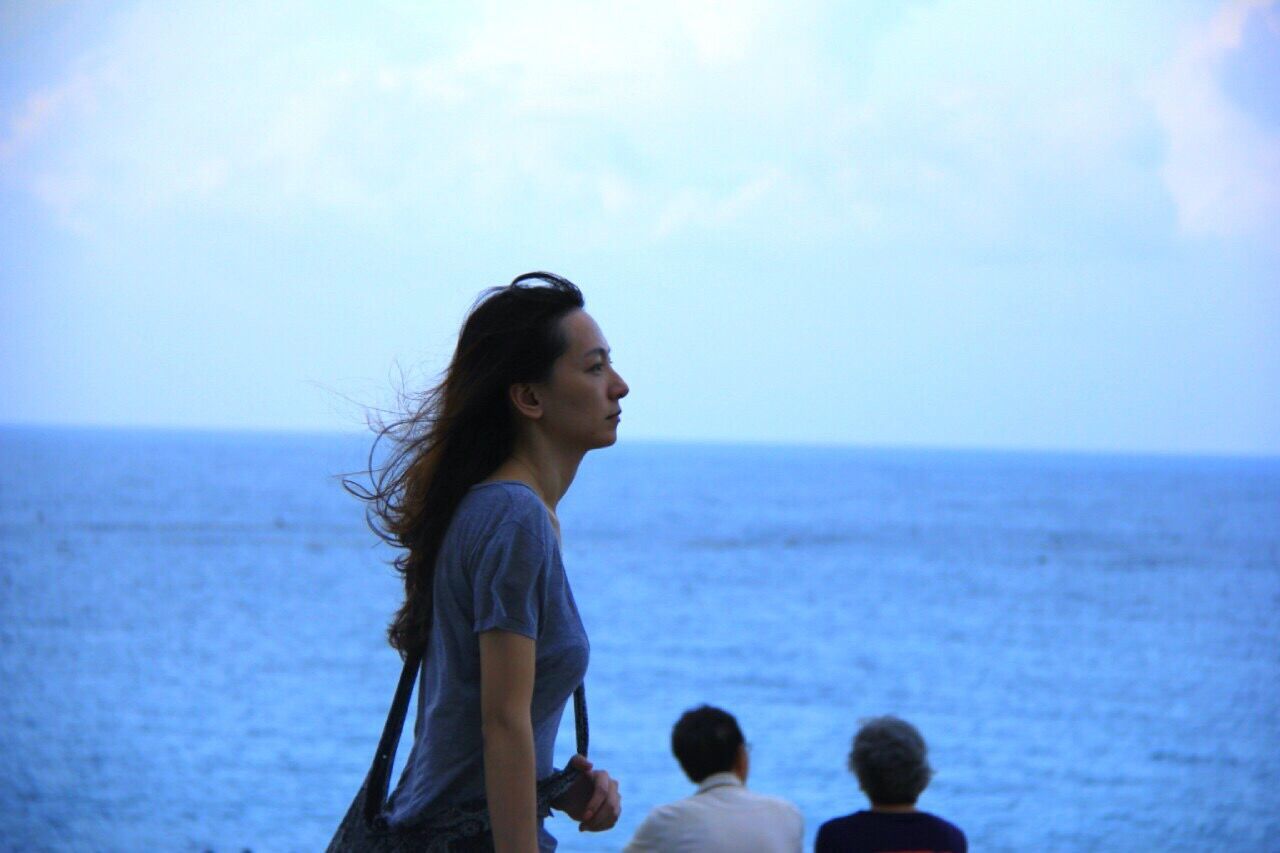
[1,0,1245,250]
[654,169,784,238]
[1146,0,1280,239]
[821,0,1173,244]
[409,0,778,115]
[0,67,112,166]
[679,0,770,66]
[0,0,812,243]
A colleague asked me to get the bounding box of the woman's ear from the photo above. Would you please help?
[509,383,543,420]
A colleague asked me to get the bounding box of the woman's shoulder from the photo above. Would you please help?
[456,480,551,535]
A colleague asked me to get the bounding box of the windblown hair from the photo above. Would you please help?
[671,705,745,783]
[346,272,585,657]
[848,715,934,806]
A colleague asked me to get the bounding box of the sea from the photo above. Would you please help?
[1,426,1277,852]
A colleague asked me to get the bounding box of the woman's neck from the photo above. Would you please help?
[488,438,583,514]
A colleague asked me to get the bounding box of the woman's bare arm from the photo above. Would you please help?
[479,629,539,853]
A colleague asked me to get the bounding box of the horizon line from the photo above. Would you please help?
[1,419,1276,463]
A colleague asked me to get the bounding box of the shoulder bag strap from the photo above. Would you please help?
[363,648,424,825]
[362,650,589,825]
[572,682,588,757]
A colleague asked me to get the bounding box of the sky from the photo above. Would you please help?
[1,0,1277,455]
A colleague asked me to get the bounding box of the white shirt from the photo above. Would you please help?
[623,772,804,853]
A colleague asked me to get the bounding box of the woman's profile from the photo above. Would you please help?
[342,272,626,851]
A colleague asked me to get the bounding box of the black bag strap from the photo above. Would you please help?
[362,648,589,825]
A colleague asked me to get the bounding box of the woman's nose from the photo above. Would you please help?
[612,371,629,399]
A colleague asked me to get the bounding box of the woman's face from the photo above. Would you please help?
[535,309,629,451]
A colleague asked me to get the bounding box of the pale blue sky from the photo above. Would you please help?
[2,0,1277,454]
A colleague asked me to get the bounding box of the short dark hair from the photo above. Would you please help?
[848,716,934,806]
[671,705,744,783]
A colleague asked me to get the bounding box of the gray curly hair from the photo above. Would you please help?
[847,716,934,805]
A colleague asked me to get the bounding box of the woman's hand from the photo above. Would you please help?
[553,754,621,832]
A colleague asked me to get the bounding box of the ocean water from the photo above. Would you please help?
[1,426,1278,852]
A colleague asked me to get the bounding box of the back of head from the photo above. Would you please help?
[848,716,933,806]
[671,705,744,783]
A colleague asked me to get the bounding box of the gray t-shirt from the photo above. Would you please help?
[385,481,590,851]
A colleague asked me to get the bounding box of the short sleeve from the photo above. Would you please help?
[471,519,552,638]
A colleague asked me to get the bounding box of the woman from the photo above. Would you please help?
[355,272,625,851]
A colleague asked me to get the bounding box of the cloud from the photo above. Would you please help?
[0,0,800,241]
[654,169,784,238]
[1146,0,1280,240]
[817,0,1177,247]
[0,67,111,165]
[0,0,1243,251]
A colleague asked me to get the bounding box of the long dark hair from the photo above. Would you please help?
[347,272,585,657]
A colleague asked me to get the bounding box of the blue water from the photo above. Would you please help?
[1,427,1278,851]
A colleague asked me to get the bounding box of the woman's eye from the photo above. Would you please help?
[589,363,605,373]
